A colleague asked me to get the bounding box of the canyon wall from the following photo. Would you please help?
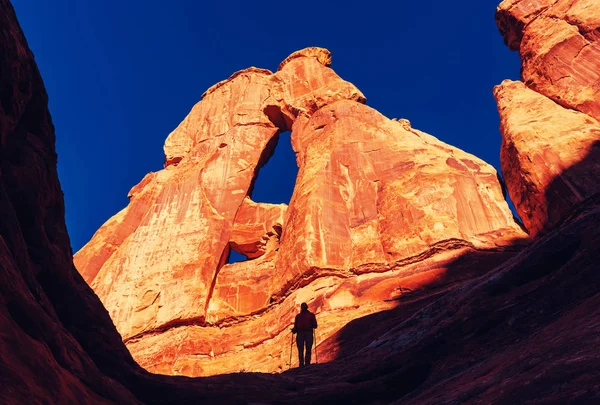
[0,1,143,402]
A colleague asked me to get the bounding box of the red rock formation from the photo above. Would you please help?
[0,4,367,403]
[495,0,600,235]
[4,0,600,403]
[496,0,558,51]
[273,101,526,299]
[230,197,286,259]
[309,194,600,405]
[127,247,523,376]
[495,80,600,235]
[74,48,365,345]
[75,48,526,376]
[497,0,600,120]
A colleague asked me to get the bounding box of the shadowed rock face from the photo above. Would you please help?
[74,46,525,375]
[0,1,141,403]
[4,0,600,403]
[495,0,600,236]
[307,193,600,405]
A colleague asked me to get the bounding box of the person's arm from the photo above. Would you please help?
[292,315,298,334]
[312,313,318,329]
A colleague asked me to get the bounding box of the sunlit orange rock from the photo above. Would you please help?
[75,48,525,376]
[495,0,600,236]
[74,48,365,343]
[271,102,526,299]
[230,197,286,259]
[495,80,600,236]
[128,247,519,376]
[6,0,600,401]
[496,0,558,51]
[497,0,600,120]
[163,48,364,167]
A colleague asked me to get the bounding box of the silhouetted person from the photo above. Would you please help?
[291,302,317,367]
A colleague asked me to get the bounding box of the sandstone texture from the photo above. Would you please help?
[4,0,600,403]
[496,0,600,236]
[0,4,367,403]
[230,197,286,259]
[75,47,526,376]
[74,47,366,345]
[308,193,600,405]
[496,0,558,51]
[497,0,600,119]
[272,102,525,300]
[495,80,600,235]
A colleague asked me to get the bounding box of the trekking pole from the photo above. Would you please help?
[314,329,318,364]
[288,331,294,370]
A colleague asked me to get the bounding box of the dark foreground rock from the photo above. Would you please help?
[2,0,599,403]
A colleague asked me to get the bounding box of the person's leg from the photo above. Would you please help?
[296,332,305,367]
[305,330,314,365]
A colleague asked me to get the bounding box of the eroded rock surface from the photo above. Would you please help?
[496,0,558,51]
[75,49,525,376]
[4,0,600,403]
[495,0,600,235]
[309,193,600,405]
[272,101,526,300]
[495,80,600,235]
[497,0,600,119]
[74,48,365,345]
[230,197,286,259]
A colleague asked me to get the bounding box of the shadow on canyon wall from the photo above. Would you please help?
[3,0,600,401]
[5,76,599,405]
[272,142,600,404]
[541,140,600,233]
[328,138,600,360]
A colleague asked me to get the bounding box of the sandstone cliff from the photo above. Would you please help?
[4,0,600,403]
[74,48,526,376]
[495,0,600,235]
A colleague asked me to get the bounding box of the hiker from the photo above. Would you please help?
[291,302,318,367]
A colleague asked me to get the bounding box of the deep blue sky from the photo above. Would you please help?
[12,0,520,252]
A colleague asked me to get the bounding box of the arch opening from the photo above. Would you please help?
[248,131,298,205]
[225,130,297,265]
[227,249,248,265]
